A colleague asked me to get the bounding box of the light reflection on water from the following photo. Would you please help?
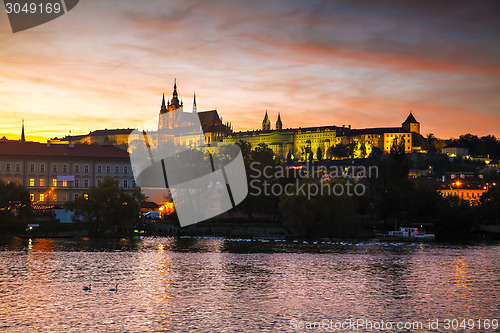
[0,237,498,332]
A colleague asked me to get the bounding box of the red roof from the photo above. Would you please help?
[0,140,130,159]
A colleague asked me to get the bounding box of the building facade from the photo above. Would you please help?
[0,139,135,204]
[224,112,420,160]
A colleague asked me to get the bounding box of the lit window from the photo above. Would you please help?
[39,194,45,201]
[53,194,57,201]
[29,178,34,187]
[15,179,20,186]
[6,178,10,184]
[84,194,89,200]
[30,193,34,201]
[40,179,45,187]
[62,181,67,187]
[52,178,57,186]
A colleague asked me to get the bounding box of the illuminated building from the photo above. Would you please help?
[0,137,134,204]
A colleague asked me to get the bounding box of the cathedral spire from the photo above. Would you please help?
[276,112,282,130]
[193,92,197,113]
[161,93,166,108]
[262,111,271,131]
[21,119,25,142]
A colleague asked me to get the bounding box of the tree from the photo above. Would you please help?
[390,136,406,157]
[316,146,323,161]
[286,150,293,164]
[0,180,32,223]
[327,143,356,160]
[66,177,141,235]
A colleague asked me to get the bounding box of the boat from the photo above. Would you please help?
[379,227,435,242]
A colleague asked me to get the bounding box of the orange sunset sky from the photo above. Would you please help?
[1,0,499,142]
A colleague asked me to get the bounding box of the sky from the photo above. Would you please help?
[0,0,499,142]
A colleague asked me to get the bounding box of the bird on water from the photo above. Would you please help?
[83,283,91,291]
[109,284,118,292]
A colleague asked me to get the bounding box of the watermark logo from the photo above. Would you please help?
[128,109,248,227]
[4,0,79,33]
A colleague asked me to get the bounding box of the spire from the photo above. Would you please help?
[276,112,282,130]
[193,92,197,113]
[262,111,271,131]
[161,93,166,108]
[21,119,25,142]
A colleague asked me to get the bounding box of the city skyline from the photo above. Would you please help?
[1,0,499,142]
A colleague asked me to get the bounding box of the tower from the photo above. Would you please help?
[167,78,183,112]
[21,119,25,142]
[276,112,282,130]
[193,92,197,113]
[402,111,420,134]
[262,111,271,131]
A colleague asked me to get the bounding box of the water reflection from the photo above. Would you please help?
[0,237,498,332]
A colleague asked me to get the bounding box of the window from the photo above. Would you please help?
[84,165,89,173]
[115,166,120,174]
[29,178,34,187]
[97,179,102,186]
[40,179,45,187]
[52,164,57,172]
[40,164,45,172]
[15,164,21,172]
[74,194,79,201]
[52,178,57,186]
[84,179,89,187]
[124,166,128,174]
[39,194,45,201]
[106,165,111,174]
[84,194,89,200]
[6,178,10,184]
[62,181,67,187]
[53,194,57,201]
[75,179,79,187]
[30,193,34,201]
[97,165,102,173]
[132,180,136,188]
[63,194,67,201]
[30,164,35,172]
[123,180,128,188]
[6,163,11,172]
[15,179,20,186]
[62,165,68,173]
[75,165,80,173]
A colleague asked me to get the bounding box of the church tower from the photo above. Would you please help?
[402,111,420,134]
[167,78,183,112]
[21,119,25,142]
[262,111,271,131]
[276,112,282,130]
[192,92,197,113]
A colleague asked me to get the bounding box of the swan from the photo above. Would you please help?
[83,283,91,291]
[109,283,118,292]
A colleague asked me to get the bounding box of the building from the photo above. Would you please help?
[442,146,469,157]
[51,128,134,148]
[224,111,419,160]
[0,138,135,204]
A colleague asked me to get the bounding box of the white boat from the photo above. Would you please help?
[381,227,435,242]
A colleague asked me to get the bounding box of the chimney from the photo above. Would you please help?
[47,140,50,147]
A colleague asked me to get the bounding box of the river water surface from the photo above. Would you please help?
[0,237,498,332]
